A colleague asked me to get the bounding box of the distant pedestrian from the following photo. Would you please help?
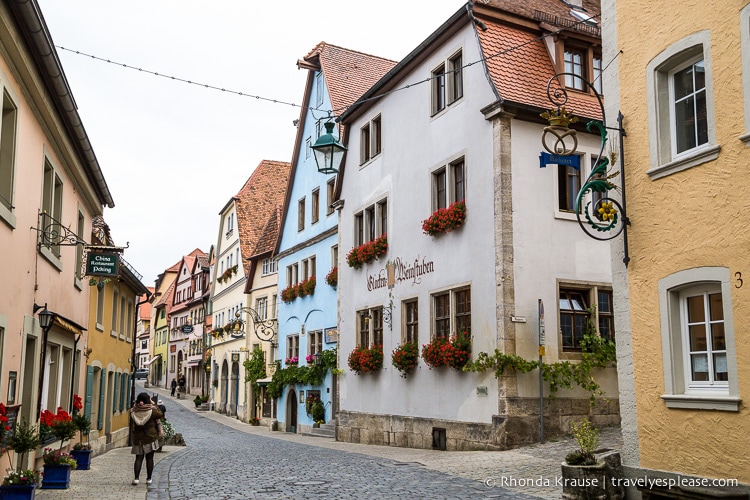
[129,392,163,486]
[178,374,185,394]
[170,379,177,397]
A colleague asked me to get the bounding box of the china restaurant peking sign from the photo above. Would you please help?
[367,255,435,292]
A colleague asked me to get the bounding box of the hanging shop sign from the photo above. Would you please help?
[85,252,119,277]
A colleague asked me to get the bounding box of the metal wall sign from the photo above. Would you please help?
[181,324,194,334]
[85,252,119,277]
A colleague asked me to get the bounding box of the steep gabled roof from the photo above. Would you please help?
[235,160,291,277]
[302,42,397,116]
[275,43,395,254]
[244,205,283,293]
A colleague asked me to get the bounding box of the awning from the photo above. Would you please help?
[186,359,200,367]
[256,376,273,386]
[52,315,87,334]
[145,354,162,366]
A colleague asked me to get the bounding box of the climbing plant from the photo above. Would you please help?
[267,348,340,399]
[243,347,267,390]
[463,318,616,405]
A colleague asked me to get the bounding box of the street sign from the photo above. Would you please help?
[85,252,119,277]
[181,324,194,334]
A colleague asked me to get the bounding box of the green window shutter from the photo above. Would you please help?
[84,366,94,420]
[112,373,119,414]
[120,374,127,411]
[97,370,105,430]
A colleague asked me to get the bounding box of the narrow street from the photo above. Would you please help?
[143,384,622,499]
[146,393,536,499]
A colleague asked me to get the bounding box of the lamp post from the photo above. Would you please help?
[34,303,55,419]
[311,120,347,174]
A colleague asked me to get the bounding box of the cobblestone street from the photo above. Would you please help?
[143,386,622,499]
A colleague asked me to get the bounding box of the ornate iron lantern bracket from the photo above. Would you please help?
[233,307,277,343]
[541,72,630,266]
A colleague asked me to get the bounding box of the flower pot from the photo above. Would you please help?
[0,483,37,500]
[41,464,71,489]
[70,449,93,470]
[560,461,607,500]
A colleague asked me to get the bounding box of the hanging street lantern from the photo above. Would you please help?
[311,121,347,174]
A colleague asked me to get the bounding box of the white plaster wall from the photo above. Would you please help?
[510,119,615,399]
[339,24,500,423]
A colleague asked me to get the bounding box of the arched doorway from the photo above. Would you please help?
[286,388,297,433]
[220,360,229,414]
[230,361,239,417]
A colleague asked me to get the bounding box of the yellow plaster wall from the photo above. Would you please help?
[616,0,750,482]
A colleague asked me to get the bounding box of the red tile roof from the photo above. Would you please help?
[303,42,396,115]
[235,160,291,277]
[475,1,602,120]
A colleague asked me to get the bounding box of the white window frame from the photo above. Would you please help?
[311,188,320,225]
[255,296,268,321]
[261,258,277,276]
[326,178,335,216]
[658,267,740,411]
[646,30,719,179]
[308,330,323,356]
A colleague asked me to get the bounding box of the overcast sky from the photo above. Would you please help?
[35,0,466,286]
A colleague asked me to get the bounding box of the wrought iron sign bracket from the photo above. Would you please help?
[540,73,631,267]
[233,307,277,342]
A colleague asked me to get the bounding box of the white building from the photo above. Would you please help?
[335,0,618,450]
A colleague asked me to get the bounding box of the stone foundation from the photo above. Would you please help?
[336,397,620,451]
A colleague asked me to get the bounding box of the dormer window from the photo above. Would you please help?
[560,42,602,96]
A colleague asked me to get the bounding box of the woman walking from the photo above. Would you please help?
[130,392,163,485]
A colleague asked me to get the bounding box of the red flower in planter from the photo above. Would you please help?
[346,234,388,269]
[422,200,467,236]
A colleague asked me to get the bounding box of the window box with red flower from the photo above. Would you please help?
[281,277,316,303]
[421,331,471,370]
[422,200,466,236]
[391,342,419,378]
[325,267,338,287]
[347,345,383,375]
[346,234,388,269]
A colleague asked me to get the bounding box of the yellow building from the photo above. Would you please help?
[603,0,750,496]
[85,217,149,452]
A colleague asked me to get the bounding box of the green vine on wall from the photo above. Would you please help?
[463,332,616,405]
[243,347,267,393]
[267,348,340,399]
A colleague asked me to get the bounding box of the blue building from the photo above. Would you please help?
[274,42,395,433]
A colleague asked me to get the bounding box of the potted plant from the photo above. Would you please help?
[1,411,42,499]
[561,418,608,499]
[310,400,325,427]
[391,342,419,378]
[40,448,76,489]
[69,395,92,470]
